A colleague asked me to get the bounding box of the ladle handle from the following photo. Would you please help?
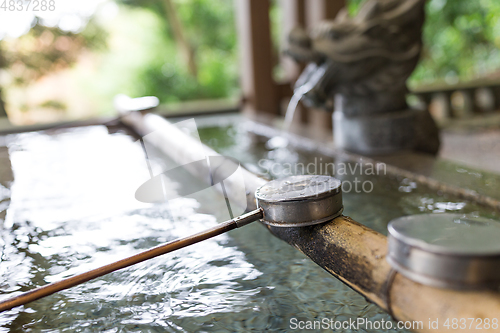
[0,208,264,313]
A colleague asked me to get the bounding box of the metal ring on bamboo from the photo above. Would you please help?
[387,214,500,290]
[255,175,343,227]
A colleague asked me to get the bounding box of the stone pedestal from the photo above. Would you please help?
[333,107,440,155]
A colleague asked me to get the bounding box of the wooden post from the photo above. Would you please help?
[432,92,453,120]
[492,86,500,111]
[279,0,345,128]
[305,0,345,26]
[459,89,475,117]
[280,0,306,82]
[279,0,308,124]
[476,87,495,113]
[236,0,279,116]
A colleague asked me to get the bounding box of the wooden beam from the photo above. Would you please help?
[236,0,279,116]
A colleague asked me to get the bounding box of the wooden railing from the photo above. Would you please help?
[410,79,500,119]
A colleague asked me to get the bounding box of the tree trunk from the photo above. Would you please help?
[162,0,198,77]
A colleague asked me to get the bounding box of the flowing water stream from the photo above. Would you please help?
[266,91,304,150]
[266,71,323,150]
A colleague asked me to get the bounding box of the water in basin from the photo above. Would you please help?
[0,120,497,332]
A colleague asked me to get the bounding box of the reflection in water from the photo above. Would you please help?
[0,123,496,332]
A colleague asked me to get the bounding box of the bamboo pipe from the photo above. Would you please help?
[120,112,500,333]
[0,210,262,313]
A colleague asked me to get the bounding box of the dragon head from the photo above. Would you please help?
[286,0,426,114]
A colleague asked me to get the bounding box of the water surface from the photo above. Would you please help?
[0,121,496,332]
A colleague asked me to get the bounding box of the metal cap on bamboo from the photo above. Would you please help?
[255,175,343,227]
[387,213,500,290]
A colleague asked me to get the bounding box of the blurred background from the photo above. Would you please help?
[1,0,500,124]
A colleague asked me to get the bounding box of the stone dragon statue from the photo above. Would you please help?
[286,0,440,155]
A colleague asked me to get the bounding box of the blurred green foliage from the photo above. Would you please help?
[0,0,239,118]
[114,0,239,103]
[348,0,500,86]
[112,0,500,101]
